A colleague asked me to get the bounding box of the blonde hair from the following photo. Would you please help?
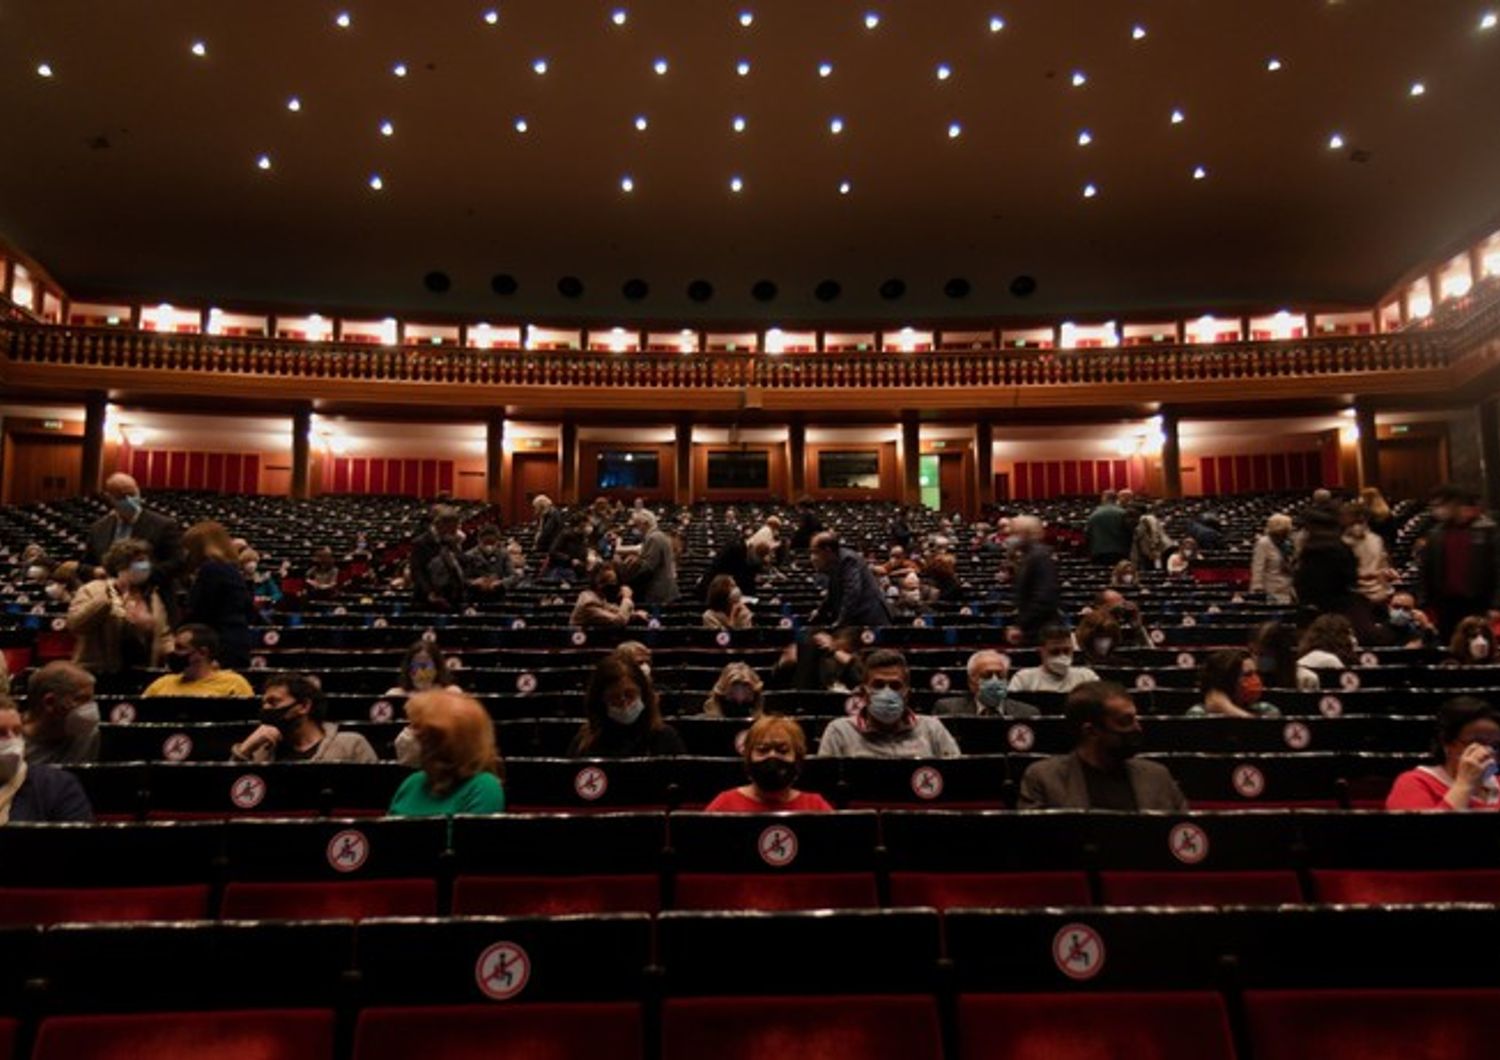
[182,521,238,566]
[1265,513,1293,536]
[703,661,765,718]
[742,714,808,762]
[1360,486,1390,521]
[405,690,502,795]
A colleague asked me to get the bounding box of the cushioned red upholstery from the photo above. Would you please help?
[354,1003,641,1060]
[0,885,211,926]
[672,873,878,911]
[1312,869,1500,904]
[958,992,1235,1060]
[0,1017,15,1060]
[32,1009,334,1060]
[889,871,1091,910]
[220,879,436,920]
[1099,870,1304,907]
[452,875,659,916]
[1245,988,1500,1060]
[663,995,941,1060]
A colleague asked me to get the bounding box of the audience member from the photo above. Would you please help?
[142,625,255,698]
[1385,590,1440,649]
[1292,505,1359,624]
[1166,537,1199,576]
[1092,589,1152,649]
[231,672,377,763]
[1085,490,1131,566]
[240,548,282,608]
[1386,696,1500,811]
[1187,649,1282,718]
[1418,483,1500,640]
[387,641,461,698]
[705,715,834,812]
[569,653,685,756]
[1446,616,1497,666]
[410,506,464,606]
[624,509,679,604]
[389,690,506,816]
[0,697,93,823]
[1362,485,1399,558]
[1342,502,1395,607]
[532,495,564,556]
[1009,515,1061,642]
[1250,513,1295,603]
[935,649,1040,718]
[86,473,183,608]
[699,534,765,599]
[1249,621,1320,692]
[22,662,99,765]
[1018,682,1187,811]
[773,628,864,692]
[789,499,824,551]
[702,573,753,630]
[1009,625,1101,694]
[45,560,82,605]
[305,547,341,591]
[701,661,766,718]
[1130,502,1173,570]
[808,531,891,628]
[1296,614,1358,672]
[571,563,635,628]
[182,520,254,670]
[1109,559,1138,588]
[816,649,960,758]
[1075,611,1124,668]
[66,538,172,675]
[613,640,653,677]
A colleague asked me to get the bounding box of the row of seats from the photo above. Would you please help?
[1,905,1493,1060]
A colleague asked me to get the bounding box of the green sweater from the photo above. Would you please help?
[389,770,506,817]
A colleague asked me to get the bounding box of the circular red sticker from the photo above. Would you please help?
[1007,724,1036,752]
[510,618,526,630]
[326,829,369,873]
[516,673,538,694]
[1232,764,1266,799]
[50,616,66,631]
[1181,615,1197,628]
[1282,721,1312,749]
[571,630,587,646]
[912,617,928,628]
[422,630,438,644]
[573,766,608,801]
[910,766,945,800]
[1319,695,1343,719]
[1339,671,1361,691]
[369,700,394,722]
[1168,822,1209,865]
[249,656,268,670]
[1359,652,1378,668]
[778,617,793,629]
[372,617,388,629]
[161,733,193,762]
[758,824,799,867]
[110,702,137,724]
[1004,627,1023,646]
[475,942,531,1002]
[1176,652,1195,669]
[1134,674,1157,692]
[262,630,281,647]
[929,673,951,693]
[230,773,267,809]
[647,618,662,630]
[860,630,876,645]
[1149,628,1166,645]
[447,655,464,670]
[716,631,732,647]
[1052,923,1106,981]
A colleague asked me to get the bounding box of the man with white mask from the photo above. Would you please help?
[1008,625,1101,694]
[0,698,94,823]
[86,473,184,608]
[816,649,960,758]
[22,662,101,766]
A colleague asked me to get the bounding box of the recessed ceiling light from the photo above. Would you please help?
[988,14,1005,32]
[513,116,528,133]
[947,121,962,138]
[1192,165,1207,180]
[732,115,746,132]
[936,63,952,80]
[1071,70,1087,86]
[36,62,53,78]
[818,61,833,77]
[286,96,302,112]
[368,174,384,191]
[634,115,649,131]
[532,58,548,74]
[1266,57,1283,71]
[1170,108,1185,124]
[1083,182,1098,198]
[379,119,394,136]
[738,10,753,26]
[1409,80,1426,96]
[829,116,845,134]
[864,11,880,28]
[653,58,669,74]
[256,154,272,170]
[729,175,744,193]
[736,59,751,76]
[1077,129,1093,146]
[1328,132,1345,149]
[611,8,628,24]
[392,62,407,77]
[838,180,852,194]
[1131,24,1147,40]
[1481,10,1497,29]
[335,11,351,28]
[191,41,207,57]
[620,175,635,193]
[483,8,499,24]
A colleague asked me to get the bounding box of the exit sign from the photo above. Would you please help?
[1390,424,1410,435]
[41,419,62,430]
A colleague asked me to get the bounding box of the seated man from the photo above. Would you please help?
[305,547,341,592]
[1008,624,1101,694]
[462,525,517,601]
[142,624,255,698]
[1018,681,1187,811]
[1,696,93,823]
[1091,589,1152,649]
[935,649,1040,718]
[22,662,100,766]
[817,649,960,758]
[231,672,377,763]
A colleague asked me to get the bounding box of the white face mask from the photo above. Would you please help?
[1471,636,1491,661]
[0,736,23,783]
[1044,653,1073,676]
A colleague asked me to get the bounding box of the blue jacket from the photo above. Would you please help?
[8,764,94,823]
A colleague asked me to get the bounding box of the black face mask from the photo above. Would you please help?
[1103,728,1145,761]
[747,757,798,793]
[166,652,192,674]
[601,583,621,602]
[259,704,302,734]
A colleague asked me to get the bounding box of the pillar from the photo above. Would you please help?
[1479,399,1500,510]
[788,420,806,498]
[1354,400,1380,490]
[1160,408,1182,499]
[485,413,505,507]
[560,421,578,504]
[900,411,921,506]
[974,420,994,513]
[675,419,693,506]
[291,405,312,500]
[80,391,107,495]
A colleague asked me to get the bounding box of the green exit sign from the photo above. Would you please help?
[42,419,63,430]
[1391,424,1410,435]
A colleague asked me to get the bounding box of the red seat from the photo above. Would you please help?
[452,875,659,916]
[354,1003,641,1060]
[1245,988,1500,1060]
[1099,870,1304,907]
[889,871,1090,910]
[220,880,436,920]
[957,992,1235,1060]
[0,885,211,926]
[32,1009,334,1060]
[672,873,878,911]
[0,1017,15,1060]
[663,995,941,1060]
[1312,869,1500,904]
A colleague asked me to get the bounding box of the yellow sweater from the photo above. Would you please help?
[142,670,255,698]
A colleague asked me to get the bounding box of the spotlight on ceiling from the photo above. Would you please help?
[815,279,842,302]
[191,41,207,57]
[1328,132,1345,149]
[557,276,585,298]
[818,61,833,77]
[256,154,272,170]
[612,8,627,24]
[653,57,669,74]
[947,121,963,138]
[335,11,351,28]
[687,279,715,302]
[864,11,880,28]
[392,62,408,77]
[736,59,751,76]
[879,278,907,300]
[36,62,54,78]
[1083,182,1098,198]
[838,180,852,195]
[988,14,1005,32]
[513,116,529,133]
[1131,24,1147,40]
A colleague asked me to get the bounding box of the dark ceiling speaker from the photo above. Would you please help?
[944,277,972,299]
[423,270,452,293]
[1009,274,1038,298]
[751,279,778,302]
[490,273,519,296]
[557,275,585,298]
[687,279,715,302]
[879,278,907,300]
[814,279,842,302]
[622,278,650,301]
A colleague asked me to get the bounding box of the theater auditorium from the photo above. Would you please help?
[3,2,1500,1057]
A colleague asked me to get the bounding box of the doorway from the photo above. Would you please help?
[3,434,83,504]
[918,454,941,510]
[510,453,560,522]
[1378,437,1443,501]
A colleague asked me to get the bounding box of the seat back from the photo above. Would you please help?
[1244,988,1500,1060]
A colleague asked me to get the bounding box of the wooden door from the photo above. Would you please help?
[3,435,83,504]
[1378,438,1443,501]
[510,453,560,522]
[938,452,968,516]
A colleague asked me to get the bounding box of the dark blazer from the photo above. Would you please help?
[1419,518,1500,609]
[87,508,184,589]
[934,693,1040,719]
[185,560,254,670]
[812,548,891,629]
[1018,752,1188,811]
[1013,542,1061,636]
[9,764,94,822]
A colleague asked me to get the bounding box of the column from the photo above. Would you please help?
[290,405,312,499]
[1160,408,1182,499]
[675,419,693,506]
[1354,400,1380,490]
[900,411,921,506]
[1479,399,1500,510]
[485,413,505,507]
[559,421,578,504]
[974,420,994,513]
[788,420,806,498]
[80,391,107,496]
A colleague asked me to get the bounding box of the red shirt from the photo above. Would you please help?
[1386,766,1500,811]
[704,788,834,813]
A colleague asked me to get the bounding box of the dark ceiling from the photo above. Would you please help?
[3,0,1499,325]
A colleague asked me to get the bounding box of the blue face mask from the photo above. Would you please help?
[608,699,645,726]
[116,495,143,518]
[866,687,906,725]
[1389,609,1412,627]
[977,676,1007,710]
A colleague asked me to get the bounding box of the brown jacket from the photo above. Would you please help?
[1018,752,1188,811]
[66,578,172,675]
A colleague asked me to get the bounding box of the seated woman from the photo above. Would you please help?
[568,653,685,757]
[1165,539,1198,576]
[701,661,766,718]
[702,574,753,630]
[1296,613,1357,671]
[705,714,833,813]
[388,690,506,817]
[385,641,462,698]
[1109,559,1139,588]
[66,538,172,677]
[1186,649,1282,718]
[570,563,635,628]
[1249,621,1319,692]
[1386,696,1500,811]
[1074,611,1124,668]
[240,548,282,608]
[0,696,93,823]
[1446,615,1497,666]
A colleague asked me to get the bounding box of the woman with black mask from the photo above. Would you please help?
[705,715,832,812]
[570,563,636,628]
